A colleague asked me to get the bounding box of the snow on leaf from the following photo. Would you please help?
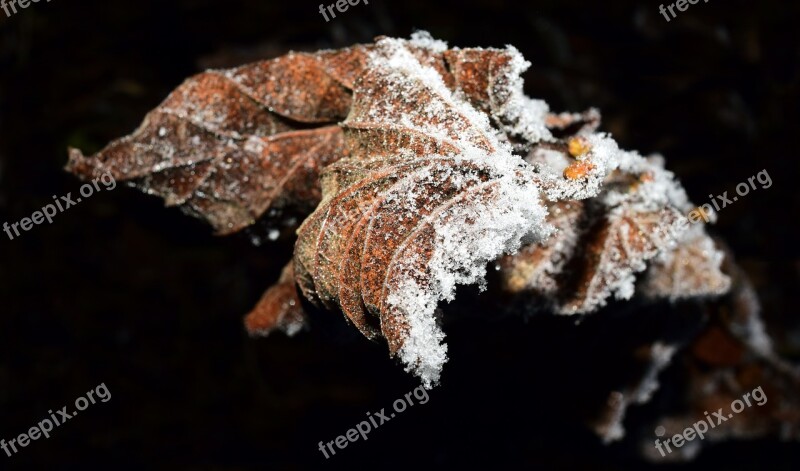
[293,37,560,387]
[640,227,732,302]
[557,203,685,314]
[500,123,731,315]
[70,32,741,391]
[497,200,585,298]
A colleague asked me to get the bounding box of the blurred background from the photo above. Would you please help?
[0,0,798,469]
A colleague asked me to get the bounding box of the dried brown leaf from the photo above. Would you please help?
[291,37,564,386]
[639,230,732,301]
[73,33,754,399]
[245,261,307,337]
[66,53,355,234]
[67,33,551,235]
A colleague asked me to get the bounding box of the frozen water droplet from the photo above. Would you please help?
[268,229,280,241]
[158,127,167,137]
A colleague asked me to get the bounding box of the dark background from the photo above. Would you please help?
[1,0,798,469]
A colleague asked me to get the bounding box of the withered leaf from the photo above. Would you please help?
[639,229,732,301]
[287,38,638,387]
[73,33,752,398]
[290,36,590,387]
[67,33,559,235]
[557,204,685,314]
[245,261,307,337]
[499,135,730,315]
[66,55,353,235]
[497,200,585,298]
[295,40,556,385]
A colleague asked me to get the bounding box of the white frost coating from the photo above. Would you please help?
[368,36,554,387]
[598,342,677,443]
[408,30,449,53]
[489,46,554,144]
[281,316,305,337]
[527,132,621,203]
[356,32,730,385]
[644,224,731,301]
[613,272,637,301]
[634,343,677,404]
[426,169,552,298]
[387,279,448,388]
[742,309,773,357]
[729,278,772,357]
[531,147,570,175]
[603,147,694,214]
[369,36,503,155]
[388,170,552,387]
[530,131,692,210]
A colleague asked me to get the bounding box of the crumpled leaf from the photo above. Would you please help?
[639,228,732,301]
[498,129,730,314]
[497,200,585,299]
[233,34,729,386]
[292,37,574,387]
[66,54,353,234]
[66,32,559,235]
[70,33,751,398]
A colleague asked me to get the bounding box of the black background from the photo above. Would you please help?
[1,0,798,469]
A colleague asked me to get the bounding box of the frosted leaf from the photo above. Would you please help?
[500,161,697,314]
[639,225,731,301]
[74,32,749,392]
[497,200,584,299]
[443,46,553,147]
[294,38,556,386]
[501,107,733,315]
